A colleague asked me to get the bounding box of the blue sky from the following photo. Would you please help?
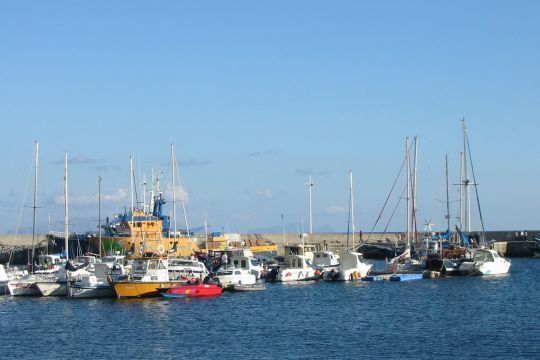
[1,1,539,235]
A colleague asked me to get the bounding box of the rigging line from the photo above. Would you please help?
[9,155,35,266]
[366,151,407,242]
[466,133,486,240]
[378,179,408,242]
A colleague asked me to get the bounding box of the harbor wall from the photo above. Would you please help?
[1,231,538,258]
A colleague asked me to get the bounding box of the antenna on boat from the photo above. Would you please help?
[204,210,209,251]
[306,176,314,234]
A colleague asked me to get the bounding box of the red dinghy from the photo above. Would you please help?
[158,283,223,298]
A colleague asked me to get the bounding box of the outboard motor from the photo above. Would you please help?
[269,268,280,283]
[329,269,339,281]
[65,260,79,272]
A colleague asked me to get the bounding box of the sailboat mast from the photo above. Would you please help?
[445,155,451,230]
[412,136,418,249]
[171,144,177,239]
[130,156,135,251]
[31,141,39,272]
[405,137,411,248]
[462,119,471,233]
[64,154,69,259]
[98,176,102,256]
[349,170,355,249]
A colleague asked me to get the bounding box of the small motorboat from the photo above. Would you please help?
[231,283,266,292]
[157,283,223,298]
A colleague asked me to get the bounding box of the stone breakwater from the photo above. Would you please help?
[1,230,538,258]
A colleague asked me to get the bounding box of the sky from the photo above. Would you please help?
[1,1,539,236]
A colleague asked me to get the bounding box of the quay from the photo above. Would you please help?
[1,230,539,263]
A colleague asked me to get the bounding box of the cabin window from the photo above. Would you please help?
[233,260,239,267]
[148,261,158,270]
[323,254,328,258]
[241,260,247,268]
[235,270,241,275]
[315,254,321,259]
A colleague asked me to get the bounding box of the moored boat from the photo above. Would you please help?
[231,283,266,291]
[112,256,181,298]
[158,283,222,298]
[458,248,511,275]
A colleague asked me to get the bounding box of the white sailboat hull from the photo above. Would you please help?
[35,281,68,296]
[69,284,115,298]
[7,280,40,296]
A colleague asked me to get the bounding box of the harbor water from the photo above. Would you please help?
[1,258,539,360]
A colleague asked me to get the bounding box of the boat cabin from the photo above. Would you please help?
[168,258,208,280]
[229,255,263,279]
[312,251,339,268]
[339,251,366,270]
[284,255,312,270]
[131,257,169,282]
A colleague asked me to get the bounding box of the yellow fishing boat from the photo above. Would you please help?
[92,194,198,258]
[112,256,182,298]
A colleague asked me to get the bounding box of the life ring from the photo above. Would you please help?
[353,271,359,279]
[157,245,165,254]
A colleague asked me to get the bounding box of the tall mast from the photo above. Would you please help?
[31,141,39,272]
[204,211,209,251]
[405,137,411,249]
[462,119,471,233]
[445,155,451,230]
[98,176,102,256]
[64,154,69,259]
[412,136,418,249]
[171,144,177,238]
[349,170,355,249]
[130,156,135,250]
[141,174,147,214]
[306,175,314,234]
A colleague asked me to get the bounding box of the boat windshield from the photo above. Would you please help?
[170,260,194,267]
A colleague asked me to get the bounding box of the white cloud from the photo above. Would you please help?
[324,205,347,215]
[254,188,274,199]
[54,188,128,205]
[163,183,189,204]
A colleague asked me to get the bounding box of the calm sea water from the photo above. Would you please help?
[1,258,539,360]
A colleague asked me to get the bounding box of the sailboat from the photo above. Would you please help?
[324,171,372,281]
[455,120,511,275]
[35,154,89,296]
[7,143,65,296]
[386,137,423,274]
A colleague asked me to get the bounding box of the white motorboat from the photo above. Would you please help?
[458,248,511,275]
[68,263,118,298]
[214,267,256,288]
[323,251,372,281]
[276,255,320,282]
[168,258,209,281]
[229,254,264,280]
